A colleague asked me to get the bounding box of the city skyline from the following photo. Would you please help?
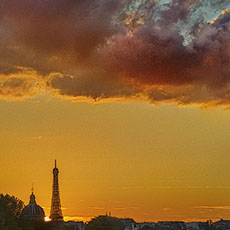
[14,153,230,223]
[1,0,230,224]
[2,100,230,223]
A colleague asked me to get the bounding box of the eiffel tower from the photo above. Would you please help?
[50,160,63,221]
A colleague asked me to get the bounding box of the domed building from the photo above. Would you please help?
[21,190,45,221]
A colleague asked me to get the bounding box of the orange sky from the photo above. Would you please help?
[1,0,230,224]
[1,98,230,222]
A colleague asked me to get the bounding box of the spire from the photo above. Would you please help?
[55,159,57,168]
[30,186,36,204]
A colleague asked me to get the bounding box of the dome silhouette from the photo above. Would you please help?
[22,191,45,221]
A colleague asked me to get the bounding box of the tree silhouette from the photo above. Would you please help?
[0,194,24,230]
[86,215,125,230]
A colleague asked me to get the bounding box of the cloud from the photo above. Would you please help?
[162,207,170,212]
[0,0,230,107]
[0,67,45,100]
[194,206,230,210]
[64,216,91,222]
[114,206,138,210]
[31,136,42,141]
[49,72,139,101]
[88,206,105,210]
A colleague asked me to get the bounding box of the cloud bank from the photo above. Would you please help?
[0,0,230,106]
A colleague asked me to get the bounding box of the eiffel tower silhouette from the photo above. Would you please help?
[50,160,63,221]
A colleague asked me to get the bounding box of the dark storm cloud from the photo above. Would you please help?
[99,26,200,86]
[213,10,230,27]
[49,73,139,101]
[0,0,123,74]
[1,0,230,106]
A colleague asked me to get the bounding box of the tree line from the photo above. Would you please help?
[0,194,134,230]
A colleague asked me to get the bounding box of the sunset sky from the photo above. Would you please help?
[1,0,230,223]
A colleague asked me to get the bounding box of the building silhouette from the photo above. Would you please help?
[21,188,45,221]
[50,160,63,221]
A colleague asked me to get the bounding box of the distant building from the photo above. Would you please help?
[157,221,187,230]
[185,222,200,230]
[21,190,45,221]
[185,222,209,230]
[212,219,230,230]
[64,221,85,230]
[137,222,156,229]
[122,218,137,230]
